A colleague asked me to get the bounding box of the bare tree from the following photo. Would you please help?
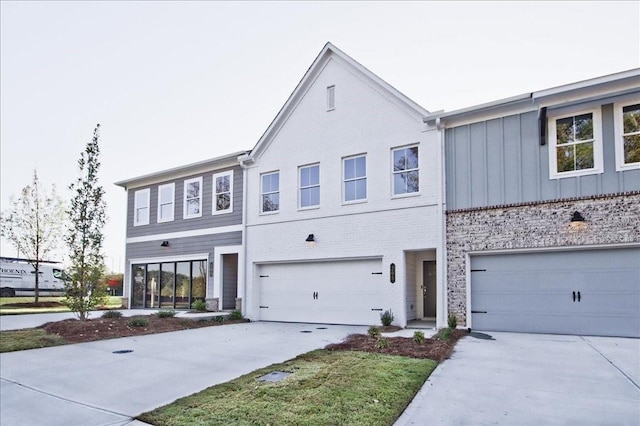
[0,171,65,302]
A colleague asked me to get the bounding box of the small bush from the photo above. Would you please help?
[214,316,224,322]
[448,313,458,329]
[156,309,176,318]
[413,331,425,343]
[380,310,394,327]
[191,299,207,312]
[101,310,123,319]
[437,327,453,341]
[229,310,243,320]
[368,326,381,338]
[375,337,389,349]
[128,317,149,327]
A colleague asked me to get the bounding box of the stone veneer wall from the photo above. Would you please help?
[446,192,640,326]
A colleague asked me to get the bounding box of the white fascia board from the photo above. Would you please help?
[114,150,249,190]
[532,68,640,100]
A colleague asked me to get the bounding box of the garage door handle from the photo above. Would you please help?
[577,291,581,302]
[573,291,576,302]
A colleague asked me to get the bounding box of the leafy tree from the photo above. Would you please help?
[63,124,108,320]
[0,171,65,302]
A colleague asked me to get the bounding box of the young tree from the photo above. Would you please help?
[0,171,66,302]
[63,124,108,320]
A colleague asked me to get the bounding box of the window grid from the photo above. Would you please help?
[343,155,367,203]
[183,177,202,219]
[157,183,174,223]
[261,172,280,213]
[299,164,320,209]
[213,171,233,214]
[134,188,150,226]
[619,103,640,169]
[392,146,419,196]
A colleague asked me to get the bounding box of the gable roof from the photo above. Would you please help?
[240,42,430,164]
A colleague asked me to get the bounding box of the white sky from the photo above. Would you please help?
[1,1,639,272]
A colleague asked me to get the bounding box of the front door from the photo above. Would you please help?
[423,261,436,317]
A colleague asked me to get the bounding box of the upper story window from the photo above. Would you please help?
[392,145,419,196]
[327,85,335,111]
[157,183,175,223]
[213,171,233,214]
[261,171,280,213]
[183,177,202,219]
[299,164,320,209]
[614,101,640,171]
[548,109,603,178]
[343,155,367,203]
[133,188,150,226]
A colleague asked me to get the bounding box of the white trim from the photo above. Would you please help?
[614,98,640,171]
[183,177,203,219]
[212,170,234,215]
[126,224,243,244]
[129,253,210,265]
[157,183,175,223]
[133,188,150,226]
[548,108,603,179]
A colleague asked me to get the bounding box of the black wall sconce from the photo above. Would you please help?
[160,240,169,247]
[305,234,315,242]
[570,211,585,223]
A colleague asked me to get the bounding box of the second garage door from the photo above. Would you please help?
[470,248,640,337]
[257,259,386,325]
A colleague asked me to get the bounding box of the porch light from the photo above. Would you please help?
[570,211,585,222]
[160,241,169,247]
[305,234,315,242]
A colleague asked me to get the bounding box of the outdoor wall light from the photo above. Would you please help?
[570,211,585,223]
[160,240,170,247]
[305,234,315,242]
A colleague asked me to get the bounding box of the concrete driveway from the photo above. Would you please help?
[0,321,366,426]
[396,332,640,425]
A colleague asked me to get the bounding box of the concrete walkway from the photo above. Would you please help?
[395,331,640,425]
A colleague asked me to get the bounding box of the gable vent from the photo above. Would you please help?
[327,85,335,111]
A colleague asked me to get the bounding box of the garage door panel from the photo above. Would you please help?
[471,248,640,338]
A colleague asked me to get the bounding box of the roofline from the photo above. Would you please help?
[114,150,249,189]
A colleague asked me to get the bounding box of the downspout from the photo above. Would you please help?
[436,117,448,330]
[239,155,251,317]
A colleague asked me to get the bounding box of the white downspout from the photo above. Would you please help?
[239,156,250,317]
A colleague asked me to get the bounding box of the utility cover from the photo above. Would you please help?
[258,372,292,383]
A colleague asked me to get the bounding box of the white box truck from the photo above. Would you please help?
[0,258,67,297]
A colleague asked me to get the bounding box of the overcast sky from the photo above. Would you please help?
[1,1,638,272]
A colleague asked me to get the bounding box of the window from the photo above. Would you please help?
[392,146,419,196]
[327,85,335,111]
[343,155,367,203]
[157,183,175,223]
[183,177,202,219]
[133,188,150,226]
[548,109,603,178]
[261,172,280,213]
[299,164,320,208]
[213,171,233,214]
[614,101,640,171]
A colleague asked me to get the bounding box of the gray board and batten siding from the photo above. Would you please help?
[445,102,640,211]
[125,165,244,238]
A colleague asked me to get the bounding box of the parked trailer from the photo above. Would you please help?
[0,258,67,297]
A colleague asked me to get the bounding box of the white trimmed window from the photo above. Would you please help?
[261,171,280,213]
[299,164,320,209]
[614,100,640,171]
[157,183,175,223]
[392,145,419,196]
[548,109,603,178]
[213,171,233,214]
[133,188,150,226]
[327,85,335,111]
[343,155,367,203]
[183,177,202,219]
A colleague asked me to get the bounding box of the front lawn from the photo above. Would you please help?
[0,328,68,352]
[0,296,122,315]
[138,350,438,426]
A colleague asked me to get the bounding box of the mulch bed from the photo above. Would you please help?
[326,329,467,361]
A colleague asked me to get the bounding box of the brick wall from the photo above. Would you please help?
[446,193,640,325]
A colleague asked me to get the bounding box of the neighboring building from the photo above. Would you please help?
[428,69,640,337]
[239,43,445,328]
[115,152,247,311]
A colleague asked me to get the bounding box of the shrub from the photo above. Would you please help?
[437,327,453,341]
[101,310,123,319]
[368,326,381,338]
[157,309,176,318]
[413,331,425,343]
[214,316,224,322]
[380,310,394,327]
[448,313,458,329]
[191,299,207,312]
[375,337,389,349]
[128,317,149,327]
[229,310,243,321]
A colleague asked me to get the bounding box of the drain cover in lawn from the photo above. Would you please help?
[258,371,292,383]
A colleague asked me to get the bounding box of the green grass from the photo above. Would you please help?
[0,296,123,315]
[0,328,68,353]
[138,350,437,426]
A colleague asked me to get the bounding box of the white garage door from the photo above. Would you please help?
[470,248,640,338]
[258,259,386,325]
